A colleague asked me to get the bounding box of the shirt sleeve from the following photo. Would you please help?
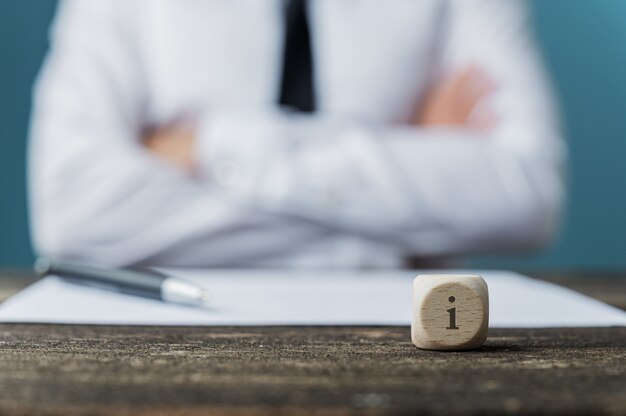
[29,0,329,267]
[195,0,566,258]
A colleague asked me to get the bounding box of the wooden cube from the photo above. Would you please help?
[411,274,489,351]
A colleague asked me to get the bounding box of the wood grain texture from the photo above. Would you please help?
[0,270,624,415]
[0,325,624,415]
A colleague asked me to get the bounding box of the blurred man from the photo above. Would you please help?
[29,0,565,268]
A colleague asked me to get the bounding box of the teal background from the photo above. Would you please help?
[0,0,58,267]
[0,0,625,268]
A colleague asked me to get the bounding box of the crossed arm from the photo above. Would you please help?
[144,66,496,172]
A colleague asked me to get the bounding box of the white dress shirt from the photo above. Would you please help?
[29,0,566,268]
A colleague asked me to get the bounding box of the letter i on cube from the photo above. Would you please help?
[411,274,489,351]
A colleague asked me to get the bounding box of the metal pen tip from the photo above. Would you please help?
[34,258,52,277]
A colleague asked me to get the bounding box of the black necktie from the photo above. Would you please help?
[278,0,316,112]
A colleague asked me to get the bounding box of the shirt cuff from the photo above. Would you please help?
[195,110,413,231]
[195,109,296,207]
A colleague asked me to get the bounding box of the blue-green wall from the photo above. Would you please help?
[0,0,57,266]
[487,0,626,269]
[0,1,625,268]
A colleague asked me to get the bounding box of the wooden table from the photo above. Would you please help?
[0,270,624,415]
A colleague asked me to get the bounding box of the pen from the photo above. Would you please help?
[34,258,211,307]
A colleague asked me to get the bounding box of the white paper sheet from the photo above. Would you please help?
[0,269,624,327]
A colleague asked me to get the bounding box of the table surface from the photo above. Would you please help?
[0,270,625,416]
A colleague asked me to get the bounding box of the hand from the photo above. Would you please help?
[417,66,497,131]
[142,122,197,172]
